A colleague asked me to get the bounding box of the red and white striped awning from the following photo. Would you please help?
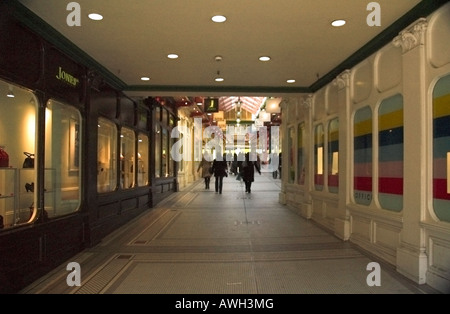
[219,96,265,115]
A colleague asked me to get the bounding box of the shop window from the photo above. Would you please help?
[137,108,148,130]
[44,100,82,218]
[155,106,161,122]
[433,74,450,222]
[120,127,135,189]
[97,117,117,193]
[378,94,403,212]
[177,132,184,173]
[137,133,149,186]
[314,124,324,191]
[354,106,373,205]
[169,129,175,177]
[288,127,295,184]
[155,124,161,178]
[162,108,168,125]
[0,80,37,228]
[162,128,169,177]
[120,98,135,126]
[328,118,339,194]
[297,122,305,185]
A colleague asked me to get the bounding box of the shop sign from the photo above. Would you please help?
[56,66,80,87]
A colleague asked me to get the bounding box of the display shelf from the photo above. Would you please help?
[0,167,18,228]
[0,167,56,228]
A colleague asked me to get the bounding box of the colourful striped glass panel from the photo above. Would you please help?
[378,94,403,212]
[433,74,450,222]
[328,118,339,193]
[354,106,372,205]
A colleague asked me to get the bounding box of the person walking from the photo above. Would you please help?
[197,153,213,189]
[241,152,261,193]
[211,153,228,194]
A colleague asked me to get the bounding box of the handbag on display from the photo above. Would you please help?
[23,152,35,168]
[0,146,9,167]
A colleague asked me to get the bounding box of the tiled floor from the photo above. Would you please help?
[20,173,439,295]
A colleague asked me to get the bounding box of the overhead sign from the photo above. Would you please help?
[205,98,219,113]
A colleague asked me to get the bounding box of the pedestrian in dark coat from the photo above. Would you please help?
[241,152,261,193]
[211,153,228,194]
[197,153,213,189]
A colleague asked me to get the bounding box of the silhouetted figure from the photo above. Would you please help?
[212,153,228,194]
[241,152,261,193]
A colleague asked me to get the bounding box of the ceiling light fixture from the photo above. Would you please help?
[7,85,14,98]
[212,15,226,23]
[266,97,281,113]
[140,77,150,81]
[287,79,296,83]
[88,13,103,21]
[167,53,179,59]
[331,19,346,27]
[215,70,224,82]
[259,56,271,62]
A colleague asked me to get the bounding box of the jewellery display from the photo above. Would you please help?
[25,182,34,192]
[22,152,35,168]
[0,146,9,167]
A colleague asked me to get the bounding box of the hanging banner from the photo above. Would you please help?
[204,98,219,113]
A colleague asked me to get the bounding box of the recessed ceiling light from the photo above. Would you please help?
[212,15,227,23]
[331,19,346,27]
[215,77,224,82]
[141,77,150,81]
[259,56,271,62]
[88,13,103,21]
[287,79,296,84]
[167,53,179,59]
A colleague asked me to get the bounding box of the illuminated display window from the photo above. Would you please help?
[314,124,324,191]
[120,127,135,189]
[0,80,37,228]
[137,133,149,186]
[155,124,161,178]
[97,117,118,193]
[45,99,82,217]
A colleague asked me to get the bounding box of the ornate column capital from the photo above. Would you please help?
[333,69,351,89]
[301,94,313,109]
[393,18,428,53]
